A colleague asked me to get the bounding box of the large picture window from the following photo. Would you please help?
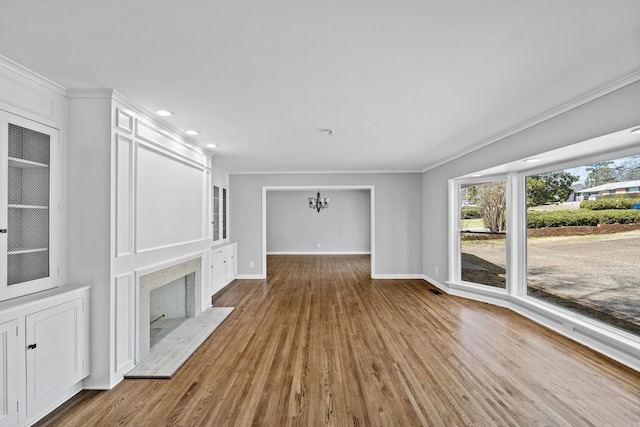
[449,125,640,372]
[525,154,640,336]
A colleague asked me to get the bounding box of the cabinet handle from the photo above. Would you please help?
[27,343,37,350]
[0,229,7,234]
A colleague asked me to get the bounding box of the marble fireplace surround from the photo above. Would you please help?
[138,256,202,362]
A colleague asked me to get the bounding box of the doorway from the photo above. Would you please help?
[261,185,376,278]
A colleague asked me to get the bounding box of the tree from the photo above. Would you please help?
[618,155,640,181]
[474,181,506,232]
[526,172,579,207]
[584,161,620,187]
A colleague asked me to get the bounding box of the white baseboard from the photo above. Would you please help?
[235,274,265,279]
[267,251,371,255]
[421,274,449,292]
[446,280,511,308]
[372,273,424,279]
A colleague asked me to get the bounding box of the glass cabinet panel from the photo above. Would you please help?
[222,188,227,240]
[213,185,220,241]
[6,124,50,285]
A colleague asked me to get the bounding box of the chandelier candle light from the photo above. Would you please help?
[308,190,329,213]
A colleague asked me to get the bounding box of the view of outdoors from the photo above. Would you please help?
[459,154,640,336]
[526,155,640,336]
[459,180,507,289]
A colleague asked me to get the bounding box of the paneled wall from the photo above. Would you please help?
[113,107,207,255]
[67,92,214,389]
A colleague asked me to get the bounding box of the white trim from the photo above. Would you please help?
[231,169,421,175]
[372,274,424,279]
[235,274,264,280]
[261,185,376,279]
[0,54,67,95]
[422,274,449,292]
[267,251,371,255]
[422,70,640,173]
[446,281,511,308]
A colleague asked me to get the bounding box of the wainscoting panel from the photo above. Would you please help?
[135,143,205,252]
[115,135,133,257]
[114,274,135,374]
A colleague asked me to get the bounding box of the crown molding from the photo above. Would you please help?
[229,169,422,175]
[0,54,67,96]
[66,88,114,98]
[421,69,640,173]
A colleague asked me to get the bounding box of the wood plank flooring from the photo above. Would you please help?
[38,255,640,426]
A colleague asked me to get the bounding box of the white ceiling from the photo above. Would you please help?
[1,1,639,173]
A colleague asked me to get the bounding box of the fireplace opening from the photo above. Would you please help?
[138,258,202,363]
[149,272,196,348]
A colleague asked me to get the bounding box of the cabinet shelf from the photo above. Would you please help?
[8,247,48,255]
[8,157,49,169]
[8,204,48,210]
[4,118,56,295]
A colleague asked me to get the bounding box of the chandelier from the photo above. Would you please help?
[308,190,329,213]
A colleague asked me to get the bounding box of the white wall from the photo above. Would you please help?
[230,173,423,277]
[266,190,370,254]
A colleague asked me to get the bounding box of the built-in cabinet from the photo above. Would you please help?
[0,319,18,427]
[209,242,237,298]
[212,182,229,244]
[0,286,89,427]
[0,111,61,301]
[1,56,235,412]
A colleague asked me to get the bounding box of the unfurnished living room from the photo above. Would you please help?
[1,1,640,426]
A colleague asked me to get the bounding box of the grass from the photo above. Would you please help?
[460,218,484,230]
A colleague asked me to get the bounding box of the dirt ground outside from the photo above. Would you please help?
[461,229,640,336]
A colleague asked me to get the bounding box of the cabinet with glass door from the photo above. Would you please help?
[212,183,228,244]
[0,112,60,300]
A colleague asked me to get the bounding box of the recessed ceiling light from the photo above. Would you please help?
[631,127,640,134]
[185,129,200,136]
[524,158,543,163]
[155,109,173,117]
[471,174,482,177]
[206,143,219,148]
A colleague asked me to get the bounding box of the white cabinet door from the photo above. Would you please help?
[211,250,225,296]
[225,244,237,283]
[25,298,85,419]
[0,320,17,427]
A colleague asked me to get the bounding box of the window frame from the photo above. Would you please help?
[448,138,640,364]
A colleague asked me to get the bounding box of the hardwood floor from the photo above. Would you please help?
[38,255,640,426]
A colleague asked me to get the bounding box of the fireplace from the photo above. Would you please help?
[138,257,202,362]
[149,272,196,347]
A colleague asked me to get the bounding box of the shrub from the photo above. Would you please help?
[461,206,481,219]
[527,209,640,228]
[601,193,640,199]
[580,198,639,210]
